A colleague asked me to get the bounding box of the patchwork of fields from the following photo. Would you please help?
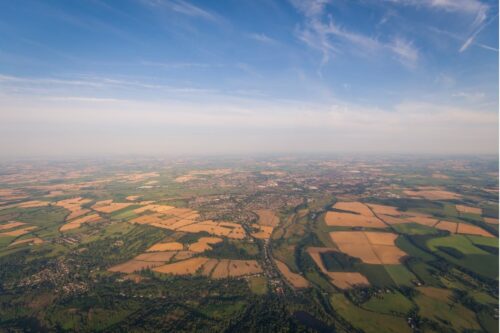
[0,157,497,332]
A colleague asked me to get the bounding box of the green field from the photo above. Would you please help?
[392,222,439,235]
[331,293,412,333]
[415,288,481,332]
[361,292,414,316]
[248,276,268,295]
[427,235,499,279]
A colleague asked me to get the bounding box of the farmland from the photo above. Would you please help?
[0,156,497,332]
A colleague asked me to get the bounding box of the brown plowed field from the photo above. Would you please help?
[147,242,184,252]
[435,221,458,233]
[275,260,309,288]
[457,224,494,238]
[0,221,25,230]
[153,257,209,275]
[0,226,37,237]
[456,205,482,215]
[330,231,406,264]
[329,272,369,289]
[255,209,280,226]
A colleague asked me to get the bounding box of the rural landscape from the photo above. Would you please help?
[0,0,498,332]
[0,155,497,332]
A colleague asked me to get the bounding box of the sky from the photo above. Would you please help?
[0,0,498,157]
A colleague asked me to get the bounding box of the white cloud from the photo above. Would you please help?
[289,0,329,18]
[291,1,419,67]
[389,37,419,67]
[390,0,488,23]
[390,0,491,53]
[140,0,217,21]
[248,33,276,44]
[453,91,486,102]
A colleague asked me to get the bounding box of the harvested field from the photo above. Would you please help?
[9,237,43,247]
[0,189,26,199]
[175,169,232,183]
[366,204,400,217]
[378,215,409,225]
[211,259,230,278]
[55,198,92,220]
[457,224,494,238]
[0,226,37,237]
[306,247,368,289]
[120,172,159,183]
[0,221,25,230]
[330,231,406,264]
[126,195,140,201]
[56,197,90,207]
[188,237,222,253]
[67,209,90,220]
[227,260,263,277]
[456,205,482,215]
[404,189,461,200]
[432,173,449,179]
[178,221,246,239]
[329,272,369,289]
[275,260,309,288]
[59,214,101,232]
[17,201,51,208]
[92,201,132,213]
[334,202,373,216]
[484,217,498,224]
[135,252,177,262]
[251,224,274,239]
[131,214,164,225]
[435,221,458,233]
[255,209,280,226]
[153,257,209,275]
[201,259,219,276]
[131,204,246,239]
[147,242,184,252]
[364,232,399,246]
[167,208,195,217]
[109,260,164,274]
[169,219,197,229]
[175,175,196,183]
[324,211,386,228]
[406,215,439,227]
[228,228,246,239]
[306,247,331,274]
[173,251,194,261]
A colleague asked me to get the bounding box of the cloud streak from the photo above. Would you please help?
[291,0,419,67]
[140,0,217,21]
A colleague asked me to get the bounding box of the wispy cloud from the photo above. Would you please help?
[389,0,488,24]
[390,0,491,53]
[429,25,498,53]
[0,74,217,95]
[459,14,497,52]
[452,91,486,102]
[140,61,221,69]
[389,37,418,67]
[292,3,419,68]
[140,0,218,21]
[248,33,277,44]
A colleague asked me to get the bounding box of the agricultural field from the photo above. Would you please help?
[0,156,497,332]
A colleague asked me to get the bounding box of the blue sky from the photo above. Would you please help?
[0,0,498,156]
